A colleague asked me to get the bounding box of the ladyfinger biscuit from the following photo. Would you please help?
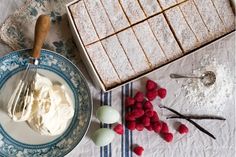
[119,0,146,24]
[158,0,177,9]
[117,28,150,74]
[100,0,129,32]
[133,21,167,67]
[84,0,114,39]
[101,35,136,81]
[69,2,98,45]
[211,0,235,32]
[165,7,199,52]
[193,0,226,38]
[138,0,162,16]
[148,14,182,60]
[86,42,121,88]
[179,0,210,44]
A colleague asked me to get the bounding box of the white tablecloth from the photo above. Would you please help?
[0,1,235,157]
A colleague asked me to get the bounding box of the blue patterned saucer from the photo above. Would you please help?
[0,49,92,157]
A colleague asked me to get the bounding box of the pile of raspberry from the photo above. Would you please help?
[125,80,173,142]
[113,79,189,156]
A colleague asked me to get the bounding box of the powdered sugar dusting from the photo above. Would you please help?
[182,55,233,115]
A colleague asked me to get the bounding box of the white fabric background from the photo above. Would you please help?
[0,1,235,157]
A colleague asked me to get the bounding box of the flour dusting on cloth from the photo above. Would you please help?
[182,55,233,115]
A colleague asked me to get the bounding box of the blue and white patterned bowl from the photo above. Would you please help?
[0,49,92,157]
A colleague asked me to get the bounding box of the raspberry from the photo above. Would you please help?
[133,146,144,156]
[162,132,173,142]
[113,124,124,135]
[144,109,154,117]
[152,121,162,133]
[146,79,158,91]
[136,123,144,131]
[127,121,136,131]
[151,116,159,123]
[132,109,144,118]
[125,97,135,108]
[125,112,136,121]
[160,122,169,133]
[157,88,167,99]
[178,124,189,134]
[134,102,143,109]
[143,101,153,109]
[150,111,159,123]
[141,116,150,126]
[145,125,153,131]
[134,91,145,102]
[146,90,157,101]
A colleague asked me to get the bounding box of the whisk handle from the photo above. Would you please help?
[32,15,51,59]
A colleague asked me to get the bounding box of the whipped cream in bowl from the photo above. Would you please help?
[0,49,92,156]
[7,73,75,136]
[1,69,77,144]
[26,74,74,136]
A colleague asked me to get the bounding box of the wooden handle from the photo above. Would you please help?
[32,15,50,59]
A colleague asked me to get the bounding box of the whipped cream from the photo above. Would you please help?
[8,79,34,122]
[8,74,74,136]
